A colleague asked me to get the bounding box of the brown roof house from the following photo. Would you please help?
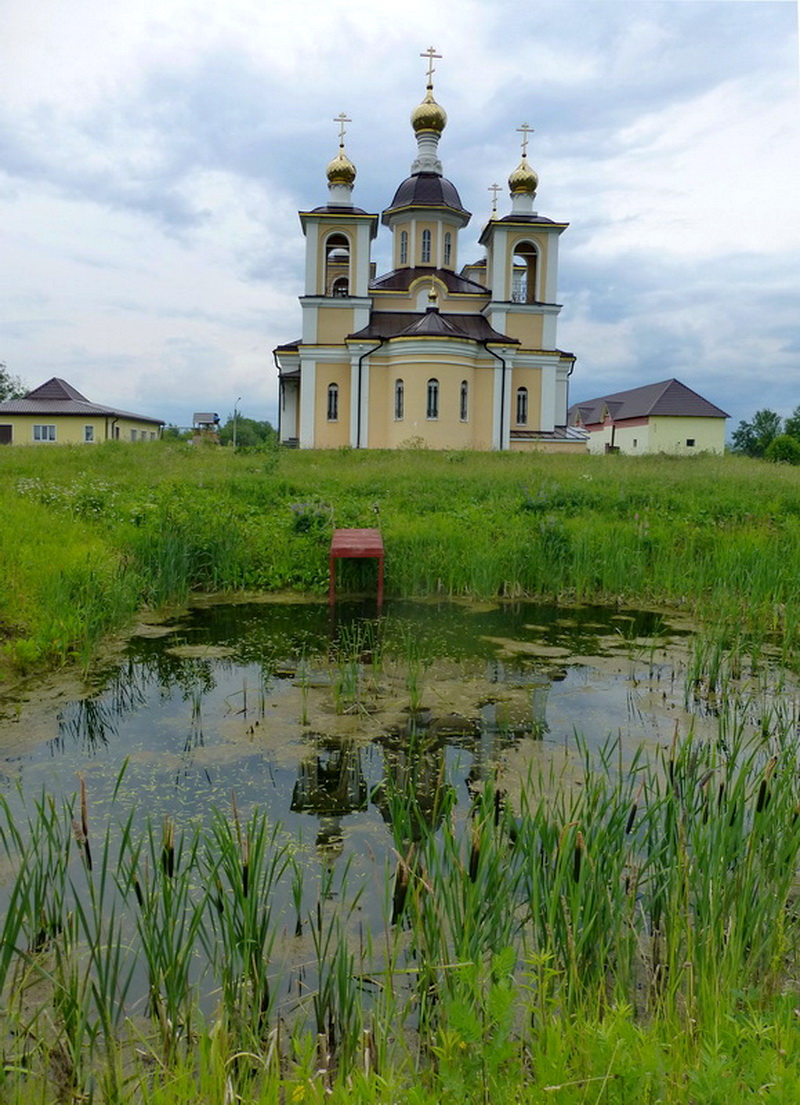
[569,379,728,455]
[0,378,164,445]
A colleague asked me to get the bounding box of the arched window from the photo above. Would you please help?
[511,241,539,303]
[400,231,408,265]
[394,379,404,420]
[327,383,339,422]
[427,378,439,420]
[325,233,350,296]
[460,380,468,421]
[516,387,528,425]
[444,232,452,268]
[421,229,431,264]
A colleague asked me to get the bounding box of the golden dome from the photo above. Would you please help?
[508,153,538,196]
[326,147,356,186]
[411,85,447,134]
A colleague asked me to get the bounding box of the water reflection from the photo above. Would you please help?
[0,597,711,865]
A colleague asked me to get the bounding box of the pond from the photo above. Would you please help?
[0,597,702,856]
[0,596,795,1052]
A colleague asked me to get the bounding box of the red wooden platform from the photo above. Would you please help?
[329,528,384,606]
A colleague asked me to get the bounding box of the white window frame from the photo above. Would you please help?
[516,387,528,426]
[327,383,339,422]
[421,229,431,264]
[33,424,56,442]
[426,378,439,420]
[84,425,95,443]
[394,378,404,421]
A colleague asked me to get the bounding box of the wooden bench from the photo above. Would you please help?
[329,528,384,606]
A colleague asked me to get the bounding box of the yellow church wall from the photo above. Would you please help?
[416,221,438,266]
[0,414,160,445]
[511,367,542,430]
[314,364,351,448]
[316,307,355,345]
[503,314,544,349]
[365,358,496,449]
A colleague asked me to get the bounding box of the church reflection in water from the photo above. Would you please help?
[289,661,553,858]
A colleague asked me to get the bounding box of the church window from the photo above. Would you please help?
[460,380,468,421]
[325,233,351,296]
[516,387,528,425]
[427,378,439,420]
[511,241,539,304]
[394,379,404,420]
[421,229,431,264]
[444,232,452,267]
[400,231,408,265]
[327,383,339,422]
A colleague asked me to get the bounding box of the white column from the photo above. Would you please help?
[299,359,316,448]
[349,358,360,447]
[304,223,319,295]
[540,363,556,432]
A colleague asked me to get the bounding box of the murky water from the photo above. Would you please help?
[1,596,796,1025]
[0,598,707,858]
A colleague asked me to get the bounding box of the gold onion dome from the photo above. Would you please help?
[326,146,356,186]
[411,85,447,134]
[508,153,538,196]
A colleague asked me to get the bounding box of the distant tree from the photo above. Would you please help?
[765,434,800,465]
[163,424,191,440]
[782,405,800,443]
[730,409,782,457]
[0,363,26,402]
[219,414,276,449]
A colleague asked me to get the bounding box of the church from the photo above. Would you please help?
[274,51,583,452]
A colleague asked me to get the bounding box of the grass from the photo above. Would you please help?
[3,442,800,683]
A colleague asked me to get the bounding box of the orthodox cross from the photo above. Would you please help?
[333,112,351,147]
[420,46,442,84]
[488,182,502,216]
[516,122,534,157]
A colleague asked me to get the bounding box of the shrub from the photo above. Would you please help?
[765,434,800,465]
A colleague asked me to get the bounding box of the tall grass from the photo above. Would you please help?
[3,444,800,680]
[3,706,800,1100]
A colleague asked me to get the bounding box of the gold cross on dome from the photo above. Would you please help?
[488,182,502,215]
[420,46,442,85]
[333,112,351,146]
[516,122,534,157]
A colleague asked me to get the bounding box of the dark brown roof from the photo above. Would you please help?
[347,310,517,345]
[569,379,729,425]
[370,266,489,295]
[303,204,375,217]
[382,173,470,223]
[0,377,164,424]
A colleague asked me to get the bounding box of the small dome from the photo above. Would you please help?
[411,86,447,134]
[508,153,538,196]
[326,147,356,186]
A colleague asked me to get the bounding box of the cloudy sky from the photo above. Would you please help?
[2,0,798,432]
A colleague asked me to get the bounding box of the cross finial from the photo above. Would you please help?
[420,46,442,86]
[333,112,351,148]
[516,122,534,157]
[488,182,502,216]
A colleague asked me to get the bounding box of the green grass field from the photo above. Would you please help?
[2,441,800,678]
[2,442,800,1102]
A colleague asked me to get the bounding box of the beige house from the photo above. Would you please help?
[0,378,164,445]
[569,379,728,455]
[275,58,583,453]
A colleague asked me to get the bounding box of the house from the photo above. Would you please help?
[568,379,729,456]
[274,52,583,452]
[0,378,164,445]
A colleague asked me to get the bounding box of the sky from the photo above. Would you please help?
[1,0,798,433]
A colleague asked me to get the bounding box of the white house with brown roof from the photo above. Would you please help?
[0,378,164,445]
[274,54,583,452]
[569,379,728,456]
